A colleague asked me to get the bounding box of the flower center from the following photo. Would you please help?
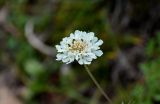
[69,40,87,53]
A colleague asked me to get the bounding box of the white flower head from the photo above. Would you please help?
[55,30,103,65]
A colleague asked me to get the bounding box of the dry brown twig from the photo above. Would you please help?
[25,20,56,57]
[0,7,56,57]
[0,71,22,104]
[0,7,20,38]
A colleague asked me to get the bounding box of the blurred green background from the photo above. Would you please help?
[0,0,160,104]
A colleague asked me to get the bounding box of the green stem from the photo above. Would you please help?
[84,65,113,104]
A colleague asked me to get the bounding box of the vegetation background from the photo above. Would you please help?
[0,0,160,104]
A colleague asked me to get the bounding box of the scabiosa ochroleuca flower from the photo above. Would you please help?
[55,30,103,65]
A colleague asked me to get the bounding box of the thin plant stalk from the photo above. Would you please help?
[84,65,113,104]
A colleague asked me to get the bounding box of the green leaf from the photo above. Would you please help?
[24,59,45,77]
[146,39,155,57]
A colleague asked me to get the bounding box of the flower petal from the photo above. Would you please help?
[94,50,103,57]
[78,58,84,65]
[95,39,103,46]
[55,30,103,65]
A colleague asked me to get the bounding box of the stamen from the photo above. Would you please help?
[69,40,87,53]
